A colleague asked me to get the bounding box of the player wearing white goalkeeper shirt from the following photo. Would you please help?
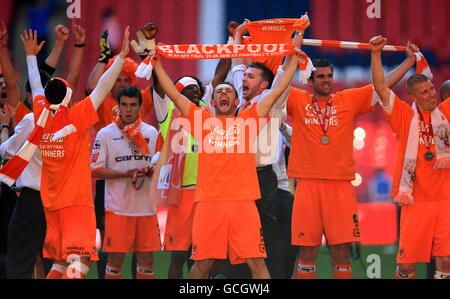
[91,86,161,279]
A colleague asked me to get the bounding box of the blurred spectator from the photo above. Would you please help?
[26,0,54,59]
[101,8,121,54]
[367,168,392,202]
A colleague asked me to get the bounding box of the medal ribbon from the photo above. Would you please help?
[312,96,333,136]
[417,110,434,150]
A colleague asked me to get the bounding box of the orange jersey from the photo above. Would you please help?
[94,87,153,132]
[33,97,99,211]
[186,103,267,202]
[386,97,450,201]
[287,85,374,180]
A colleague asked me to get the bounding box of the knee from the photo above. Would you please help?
[107,254,125,267]
[436,256,450,272]
[398,263,417,274]
[194,260,214,273]
[246,258,267,271]
[330,244,351,264]
[299,246,318,264]
[136,253,153,267]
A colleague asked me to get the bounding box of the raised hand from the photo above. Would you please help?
[0,22,8,48]
[236,19,251,36]
[0,107,11,126]
[54,24,69,43]
[227,21,239,37]
[405,41,419,59]
[299,12,310,30]
[369,35,387,53]
[119,26,130,59]
[142,22,159,40]
[131,22,158,59]
[72,21,86,45]
[20,29,45,56]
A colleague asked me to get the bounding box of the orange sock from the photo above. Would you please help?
[396,267,416,279]
[105,264,122,279]
[136,265,155,279]
[295,259,316,279]
[46,264,67,279]
[61,262,90,279]
[332,262,352,279]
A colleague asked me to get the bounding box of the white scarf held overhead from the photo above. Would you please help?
[396,103,450,205]
[414,52,433,80]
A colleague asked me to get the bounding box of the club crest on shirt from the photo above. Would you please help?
[128,142,139,155]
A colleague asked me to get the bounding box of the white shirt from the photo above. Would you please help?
[0,113,42,191]
[91,122,158,216]
[152,90,171,123]
[232,64,291,167]
[200,82,215,113]
[273,126,292,193]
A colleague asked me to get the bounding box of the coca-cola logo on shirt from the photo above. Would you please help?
[304,104,339,126]
[207,125,241,148]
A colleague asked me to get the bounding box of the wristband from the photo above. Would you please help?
[74,43,86,48]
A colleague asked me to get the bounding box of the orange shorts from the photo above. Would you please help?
[397,197,450,264]
[43,206,99,261]
[164,189,196,251]
[292,179,360,246]
[192,200,266,264]
[103,212,162,253]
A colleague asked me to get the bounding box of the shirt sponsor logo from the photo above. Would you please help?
[115,155,151,163]
[40,133,65,158]
[304,104,339,126]
[207,125,241,148]
[419,122,435,145]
